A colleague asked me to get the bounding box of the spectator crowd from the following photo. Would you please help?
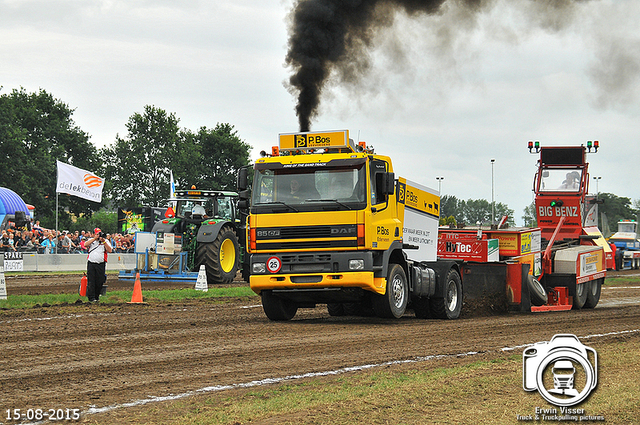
[0,221,135,254]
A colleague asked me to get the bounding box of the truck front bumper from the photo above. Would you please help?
[250,271,385,296]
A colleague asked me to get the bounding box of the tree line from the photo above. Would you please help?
[439,195,515,227]
[0,87,251,232]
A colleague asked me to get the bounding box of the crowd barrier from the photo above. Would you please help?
[9,253,137,272]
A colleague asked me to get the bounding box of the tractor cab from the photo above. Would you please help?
[531,143,596,242]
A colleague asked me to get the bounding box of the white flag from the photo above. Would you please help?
[56,161,105,203]
[170,171,176,199]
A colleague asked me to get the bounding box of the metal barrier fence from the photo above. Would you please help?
[10,253,137,272]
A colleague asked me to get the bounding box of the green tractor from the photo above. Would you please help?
[152,187,248,284]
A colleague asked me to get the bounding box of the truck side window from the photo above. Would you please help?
[369,159,388,205]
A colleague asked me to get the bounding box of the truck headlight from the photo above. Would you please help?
[253,262,266,273]
[349,259,365,270]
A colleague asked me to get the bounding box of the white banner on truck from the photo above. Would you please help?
[401,179,439,262]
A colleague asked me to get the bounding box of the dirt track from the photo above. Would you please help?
[1,271,639,423]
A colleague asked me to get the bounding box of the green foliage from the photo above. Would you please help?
[102,105,183,207]
[438,195,515,226]
[522,201,537,227]
[439,215,457,226]
[102,106,251,208]
[69,210,117,234]
[597,192,638,231]
[181,123,252,190]
[0,87,100,227]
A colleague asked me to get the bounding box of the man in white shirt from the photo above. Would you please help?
[86,228,113,303]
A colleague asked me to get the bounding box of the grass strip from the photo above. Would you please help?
[0,287,257,309]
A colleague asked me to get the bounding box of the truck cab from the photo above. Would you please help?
[244,130,458,321]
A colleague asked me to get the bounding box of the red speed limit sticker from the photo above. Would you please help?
[267,256,282,273]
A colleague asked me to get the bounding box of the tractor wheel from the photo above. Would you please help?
[584,278,603,309]
[195,225,239,285]
[430,269,463,320]
[372,264,408,319]
[573,281,589,310]
[261,291,298,321]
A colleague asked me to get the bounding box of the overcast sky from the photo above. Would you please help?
[2,0,639,225]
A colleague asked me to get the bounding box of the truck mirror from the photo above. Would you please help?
[237,168,248,191]
[239,189,251,200]
[384,172,395,195]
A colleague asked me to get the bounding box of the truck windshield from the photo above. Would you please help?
[538,168,583,193]
[252,164,367,211]
[617,222,637,233]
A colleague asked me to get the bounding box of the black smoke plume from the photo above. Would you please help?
[285,0,484,132]
[284,0,597,132]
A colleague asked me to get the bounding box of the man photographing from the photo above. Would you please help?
[86,228,113,303]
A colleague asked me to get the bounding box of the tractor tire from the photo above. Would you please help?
[584,278,602,309]
[261,291,298,321]
[372,264,408,319]
[195,225,239,285]
[430,269,463,320]
[528,275,548,307]
[573,281,589,310]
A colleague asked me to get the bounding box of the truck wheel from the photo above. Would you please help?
[584,278,602,308]
[430,269,462,320]
[528,275,548,307]
[261,291,298,321]
[372,264,408,319]
[573,281,588,310]
[412,297,431,319]
[327,303,345,316]
[195,225,239,285]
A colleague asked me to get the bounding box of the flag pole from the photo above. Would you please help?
[55,191,59,254]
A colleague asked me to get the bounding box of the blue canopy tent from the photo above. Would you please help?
[0,187,30,230]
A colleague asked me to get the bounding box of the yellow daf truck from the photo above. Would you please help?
[237,130,464,321]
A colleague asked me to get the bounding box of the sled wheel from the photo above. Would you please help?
[573,281,589,310]
[584,278,602,309]
[528,275,548,307]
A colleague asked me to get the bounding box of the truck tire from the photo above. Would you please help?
[528,275,548,307]
[327,303,345,316]
[430,269,462,320]
[412,297,431,319]
[584,278,602,308]
[195,225,239,285]
[261,291,298,321]
[372,263,408,319]
[573,281,589,310]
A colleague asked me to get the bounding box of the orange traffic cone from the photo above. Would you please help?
[79,273,87,297]
[127,272,146,304]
